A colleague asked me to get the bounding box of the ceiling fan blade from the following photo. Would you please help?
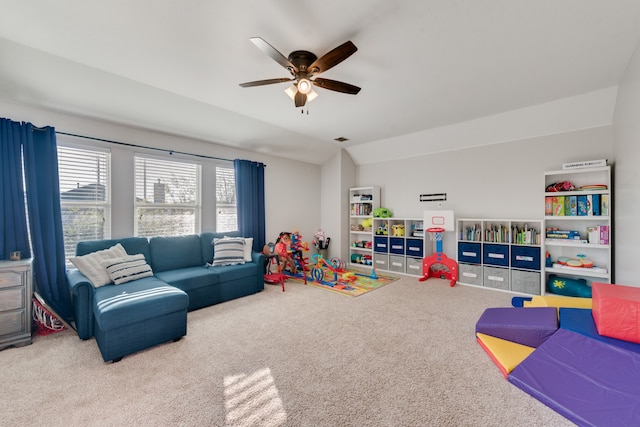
[294,91,307,107]
[250,37,298,73]
[308,41,357,75]
[239,78,293,88]
[313,78,361,95]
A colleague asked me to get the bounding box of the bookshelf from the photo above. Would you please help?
[456,219,543,295]
[543,166,612,287]
[349,186,380,268]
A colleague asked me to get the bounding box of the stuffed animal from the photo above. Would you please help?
[361,218,373,230]
[374,207,392,218]
[392,224,405,236]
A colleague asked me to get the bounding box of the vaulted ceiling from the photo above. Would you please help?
[1,1,640,165]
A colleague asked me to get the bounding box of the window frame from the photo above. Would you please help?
[133,152,202,237]
[215,163,238,233]
[57,141,112,263]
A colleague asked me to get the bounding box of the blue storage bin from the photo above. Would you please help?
[458,242,481,264]
[374,236,389,253]
[405,239,424,258]
[483,243,509,267]
[389,238,405,255]
[511,245,541,271]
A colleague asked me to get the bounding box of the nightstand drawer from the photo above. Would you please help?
[0,310,25,335]
[0,288,24,311]
[0,271,23,289]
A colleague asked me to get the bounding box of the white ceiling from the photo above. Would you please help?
[1,1,640,165]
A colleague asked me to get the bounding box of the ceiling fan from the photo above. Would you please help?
[239,37,361,108]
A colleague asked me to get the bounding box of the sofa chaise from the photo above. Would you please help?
[66,231,265,362]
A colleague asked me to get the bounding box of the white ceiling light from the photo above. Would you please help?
[297,78,312,94]
[284,81,318,104]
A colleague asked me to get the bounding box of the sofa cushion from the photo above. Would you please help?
[212,237,246,266]
[200,231,242,263]
[155,266,219,292]
[210,262,258,282]
[70,243,128,287]
[102,253,154,285]
[93,276,188,331]
[149,234,203,272]
[243,237,253,261]
[76,237,151,261]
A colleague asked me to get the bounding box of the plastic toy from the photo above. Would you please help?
[419,227,458,287]
[376,223,388,235]
[373,207,392,218]
[391,224,405,236]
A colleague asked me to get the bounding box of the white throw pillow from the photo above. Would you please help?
[212,237,246,266]
[243,237,253,261]
[101,253,153,285]
[70,243,128,287]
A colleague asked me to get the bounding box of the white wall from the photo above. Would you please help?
[0,100,321,249]
[358,126,614,256]
[613,43,640,286]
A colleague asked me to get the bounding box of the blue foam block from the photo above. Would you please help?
[559,307,640,354]
[509,329,640,426]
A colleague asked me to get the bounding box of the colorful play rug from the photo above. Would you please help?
[283,266,399,297]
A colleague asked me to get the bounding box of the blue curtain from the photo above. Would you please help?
[0,119,31,259]
[1,118,72,320]
[233,159,266,251]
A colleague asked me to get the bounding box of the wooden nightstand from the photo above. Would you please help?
[0,258,33,350]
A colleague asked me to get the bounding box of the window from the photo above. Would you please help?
[58,145,111,262]
[134,155,201,237]
[216,165,237,232]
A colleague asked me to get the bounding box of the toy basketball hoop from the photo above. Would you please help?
[419,225,458,287]
[427,227,445,251]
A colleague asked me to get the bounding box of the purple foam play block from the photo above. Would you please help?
[559,307,640,354]
[509,328,640,426]
[475,307,558,348]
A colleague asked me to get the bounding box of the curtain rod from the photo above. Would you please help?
[55,130,236,163]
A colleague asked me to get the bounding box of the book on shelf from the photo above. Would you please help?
[601,195,609,216]
[592,194,600,216]
[545,196,553,216]
[546,229,581,240]
[546,238,589,244]
[564,195,577,216]
[586,225,609,244]
[552,196,565,216]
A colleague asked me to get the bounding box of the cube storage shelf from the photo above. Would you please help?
[543,166,612,286]
[349,186,380,268]
[372,217,425,277]
[456,219,543,295]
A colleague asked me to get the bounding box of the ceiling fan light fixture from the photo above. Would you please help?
[297,78,312,94]
[306,87,318,102]
[284,84,297,100]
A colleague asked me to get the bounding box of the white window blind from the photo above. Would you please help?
[58,145,110,262]
[134,155,201,237]
[216,165,237,232]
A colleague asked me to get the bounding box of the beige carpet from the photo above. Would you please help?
[0,276,574,426]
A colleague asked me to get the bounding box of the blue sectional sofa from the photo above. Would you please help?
[66,231,265,361]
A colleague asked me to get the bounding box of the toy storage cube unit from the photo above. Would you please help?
[475,307,558,348]
[93,278,189,362]
[592,282,640,344]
